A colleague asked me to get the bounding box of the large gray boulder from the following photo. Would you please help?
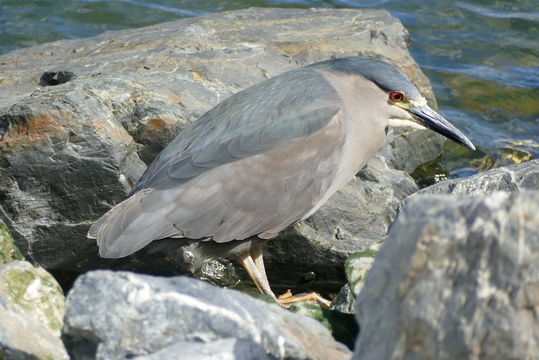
[332,160,539,314]
[0,7,439,291]
[0,261,68,359]
[354,191,539,360]
[63,270,351,360]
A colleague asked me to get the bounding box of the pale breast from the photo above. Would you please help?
[301,70,388,220]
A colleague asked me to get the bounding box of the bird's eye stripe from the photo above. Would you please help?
[389,92,404,102]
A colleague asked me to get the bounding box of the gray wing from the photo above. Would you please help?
[129,66,342,194]
[94,67,345,258]
[96,110,345,258]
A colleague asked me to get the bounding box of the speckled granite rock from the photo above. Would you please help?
[0,7,439,293]
[354,191,539,360]
[0,261,68,359]
[63,270,351,360]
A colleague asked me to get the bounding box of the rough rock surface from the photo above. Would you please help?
[0,220,23,265]
[0,260,68,359]
[330,242,381,314]
[354,191,539,360]
[0,8,438,291]
[414,159,539,197]
[63,270,351,360]
[132,339,274,360]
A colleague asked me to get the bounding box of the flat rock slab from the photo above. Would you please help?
[63,270,351,360]
[354,191,539,360]
[0,8,439,291]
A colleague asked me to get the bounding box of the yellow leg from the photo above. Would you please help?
[237,245,331,308]
[278,291,331,308]
[236,246,277,301]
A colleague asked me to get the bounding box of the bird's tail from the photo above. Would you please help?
[87,190,180,258]
[87,208,114,239]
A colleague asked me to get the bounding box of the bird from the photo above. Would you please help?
[88,56,475,306]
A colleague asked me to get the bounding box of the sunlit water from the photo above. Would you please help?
[1,0,537,183]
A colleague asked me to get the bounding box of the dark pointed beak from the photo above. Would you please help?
[408,105,475,150]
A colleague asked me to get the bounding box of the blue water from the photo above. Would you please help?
[1,0,538,181]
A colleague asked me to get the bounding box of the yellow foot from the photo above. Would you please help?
[277,289,331,308]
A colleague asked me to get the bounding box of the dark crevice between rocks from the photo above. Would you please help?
[48,269,82,295]
[323,308,359,350]
[62,333,99,360]
[39,70,77,86]
[288,302,359,351]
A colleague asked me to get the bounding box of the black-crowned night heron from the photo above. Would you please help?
[88,57,474,306]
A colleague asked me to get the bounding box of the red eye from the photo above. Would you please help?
[389,92,404,102]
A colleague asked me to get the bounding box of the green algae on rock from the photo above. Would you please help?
[0,261,68,359]
[0,220,23,265]
[345,243,381,296]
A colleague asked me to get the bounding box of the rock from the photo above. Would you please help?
[330,242,380,314]
[353,191,539,360]
[0,220,23,264]
[0,8,437,292]
[63,270,351,360]
[132,339,274,360]
[414,159,539,197]
[289,302,359,351]
[345,243,381,296]
[330,284,356,315]
[0,260,68,359]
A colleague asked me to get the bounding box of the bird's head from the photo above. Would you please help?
[382,85,476,151]
[318,57,476,151]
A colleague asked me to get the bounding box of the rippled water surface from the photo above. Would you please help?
[1,0,538,181]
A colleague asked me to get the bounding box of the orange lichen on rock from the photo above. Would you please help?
[0,112,67,150]
[140,117,175,138]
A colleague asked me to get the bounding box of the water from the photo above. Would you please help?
[1,0,538,182]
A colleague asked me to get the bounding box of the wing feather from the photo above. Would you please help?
[95,66,347,258]
[129,67,342,194]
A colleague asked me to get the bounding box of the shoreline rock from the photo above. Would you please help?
[354,190,539,359]
[63,270,352,360]
[0,261,68,359]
